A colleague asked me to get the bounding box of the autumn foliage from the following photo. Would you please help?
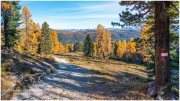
[13,6,64,55]
[65,44,74,53]
[51,29,59,54]
[116,40,126,58]
[2,5,140,61]
[96,24,112,59]
[126,37,136,61]
[59,42,65,53]
[92,42,98,56]
[14,6,38,53]
[138,24,154,63]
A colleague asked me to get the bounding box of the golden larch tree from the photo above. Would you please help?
[65,44,74,53]
[16,6,32,52]
[92,42,98,56]
[59,42,65,54]
[51,29,59,54]
[126,37,136,60]
[96,24,112,59]
[138,24,154,62]
[30,22,41,54]
[116,40,127,58]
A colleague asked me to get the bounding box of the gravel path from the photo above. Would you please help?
[11,56,121,100]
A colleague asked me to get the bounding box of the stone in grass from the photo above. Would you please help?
[147,81,154,97]
[61,97,70,100]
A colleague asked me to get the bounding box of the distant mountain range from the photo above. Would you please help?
[56,29,141,44]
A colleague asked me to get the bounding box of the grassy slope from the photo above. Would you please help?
[1,49,58,100]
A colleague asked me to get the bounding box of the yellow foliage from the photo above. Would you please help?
[51,29,59,54]
[15,6,41,54]
[15,20,41,54]
[65,45,69,53]
[138,24,154,62]
[92,42,98,56]
[59,42,65,54]
[22,6,31,22]
[65,44,74,53]
[14,38,25,53]
[1,2,12,10]
[116,37,136,60]
[26,21,40,54]
[117,40,126,58]
[96,24,112,58]
[128,37,136,53]
[1,2,17,17]
[126,37,136,59]
[18,6,33,53]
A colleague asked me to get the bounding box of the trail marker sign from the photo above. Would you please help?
[160,50,168,60]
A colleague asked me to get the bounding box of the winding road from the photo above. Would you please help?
[11,56,122,100]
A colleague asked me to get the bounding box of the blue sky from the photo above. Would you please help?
[20,1,125,29]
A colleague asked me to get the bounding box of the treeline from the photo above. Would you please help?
[64,24,138,62]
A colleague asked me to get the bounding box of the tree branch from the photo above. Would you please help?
[169,2,179,12]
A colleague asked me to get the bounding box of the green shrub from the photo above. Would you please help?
[172,87,179,95]
[170,62,179,70]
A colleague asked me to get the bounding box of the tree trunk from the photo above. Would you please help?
[4,12,9,48]
[154,1,171,99]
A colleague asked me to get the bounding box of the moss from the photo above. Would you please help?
[172,87,179,95]
[1,59,14,75]
[1,71,12,75]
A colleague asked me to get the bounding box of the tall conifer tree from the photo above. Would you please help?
[39,22,52,54]
[84,34,93,57]
[1,1,21,48]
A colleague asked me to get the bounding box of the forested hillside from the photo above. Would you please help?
[57,29,140,44]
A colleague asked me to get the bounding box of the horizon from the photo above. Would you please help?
[20,1,125,29]
[54,27,142,30]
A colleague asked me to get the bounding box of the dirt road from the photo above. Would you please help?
[11,56,119,100]
[11,56,149,100]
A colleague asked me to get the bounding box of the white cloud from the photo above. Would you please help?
[53,1,122,15]
[48,14,118,20]
[48,2,122,20]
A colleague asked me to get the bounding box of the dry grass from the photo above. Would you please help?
[1,75,21,100]
[62,56,147,78]
[58,55,151,99]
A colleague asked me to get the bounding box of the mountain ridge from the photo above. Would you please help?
[56,29,140,44]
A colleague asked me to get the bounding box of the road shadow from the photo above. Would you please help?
[35,62,149,99]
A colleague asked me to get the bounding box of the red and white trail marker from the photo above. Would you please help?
[160,50,168,60]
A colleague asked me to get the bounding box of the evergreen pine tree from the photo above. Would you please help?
[39,22,52,54]
[84,34,93,57]
[74,42,83,52]
[112,41,117,57]
[1,1,21,48]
